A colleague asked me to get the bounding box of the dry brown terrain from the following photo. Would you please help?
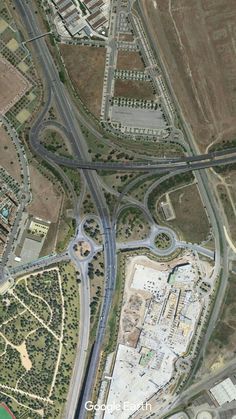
[198,274,236,378]
[27,163,63,222]
[0,125,21,183]
[60,44,106,118]
[118,33,134,42]
[114,79,154,100]
[0,57,31,114]
[217,180,236,242]
[141,0,236,152]
[116,50,145,70]
[158,183,210,243]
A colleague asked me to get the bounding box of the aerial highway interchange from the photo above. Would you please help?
[0,0,236,418]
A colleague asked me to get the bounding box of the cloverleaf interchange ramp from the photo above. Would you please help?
[15,2,116,418]
[14,1,234,419]
[32,132,236,173]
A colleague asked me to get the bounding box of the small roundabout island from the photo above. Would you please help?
[154,231,173,250]
[73,239,91,261]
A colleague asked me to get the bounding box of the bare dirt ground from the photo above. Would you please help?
[114,79,155,100]
[0,57,31,114]
[0,125,21,183]
[27,163,63,222]
[118,33,134,42]
[60,44,106,118]
[120,253,195,347]
[198,274,236,378]
[116,50,145,70]
[141,0,236,152]
[157,183,210,243]
[75,240,91,260]
[217,180,236,243]
[17,341,32,371]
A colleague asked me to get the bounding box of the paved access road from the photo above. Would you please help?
[0,116,31,279]
[14,2,231,419]
[25,127,236,172]
[15,2,117,418]
[131,3,229,418]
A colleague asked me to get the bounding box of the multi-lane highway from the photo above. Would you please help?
[15,2,117,418]
[28,121,236,172]
[14,1,232,419]
[133,2,229,417]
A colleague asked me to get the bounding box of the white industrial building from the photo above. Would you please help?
[210,378,236,406]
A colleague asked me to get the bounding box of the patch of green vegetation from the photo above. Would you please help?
[128,173,161,201]
[0,294,22,324]
[0,390,43,415]
[0,310,41,346]
[116,206,150,241]
[210,138,236,153]
[78,0,86,14]
[13,278,51,323]
[59,69,66,83]
[214,163,236,174]
[83,218,102,244]
[56,217,76,252]
[1,346,25,387]
[155,232,172,249]
[45,262,80,418]
[21,328,58,397]
[91,251,125,403]
[157,182,210,244]
[104,190,117,213]
[0,263,79,417]
[62,167,80,194]
[0,334,6,355]
[103,252,125,354]
[27,270,63,335]
[88,252,104,342]
[41,129,72,158]
[81,192,96,216]
[101,172,138,194]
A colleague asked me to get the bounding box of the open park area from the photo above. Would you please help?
[0,263,80,418]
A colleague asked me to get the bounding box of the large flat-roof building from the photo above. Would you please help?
[210,378,236,406]
[52,0,81,35]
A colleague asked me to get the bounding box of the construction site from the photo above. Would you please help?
[104,253,208,418]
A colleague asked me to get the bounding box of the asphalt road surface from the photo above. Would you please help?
[15,2,117,418]
[14,2,231,419]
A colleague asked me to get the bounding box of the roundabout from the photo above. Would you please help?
[73,239,91,261]
[154,231,173,250]
[196,411,212,419]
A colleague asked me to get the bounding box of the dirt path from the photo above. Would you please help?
[9,290,60,341]
[0,332,32,371]
[17,342,32,371]
[0,382,52,403]
[49,269,65,397]
[25,279,53,325]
